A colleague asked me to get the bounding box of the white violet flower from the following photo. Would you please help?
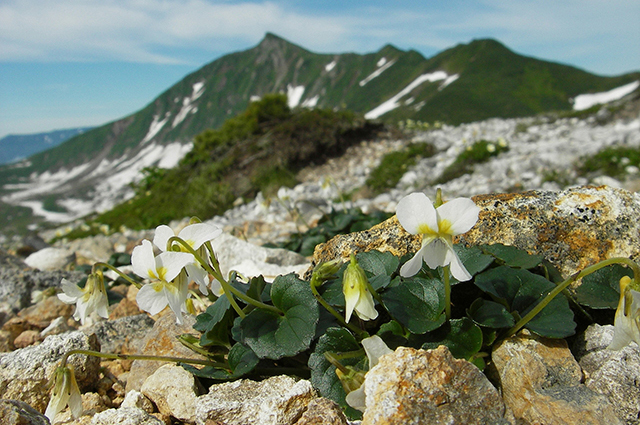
[45,365,82,422]
[132,239,195,324]
[343,254,378,322]
[58,272,109,325]
[153,222,222,293]
[345,335,393,412]
[396,192,480,281]
[608,276,640,350]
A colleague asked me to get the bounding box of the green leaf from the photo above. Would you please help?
[421,318,483,361]
[575,264,628,309]
[481,244,543,269]
[194,296,234,347]
[475,266,576,338]
[309,328,363,420]
[356,250,399,277]
[227,343,259,377]
[237,273,319,359]
[467,298,515,328]
[246,275,268,303]
[382,276,446,334]
[454,245,494,277]
[300,234,327,257]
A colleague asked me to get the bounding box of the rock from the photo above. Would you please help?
[0,331,101,413]
[0,399,49,425]
[361,345,506,425]
[91,407,164,425]
[125,314,207,392]
[24,247,75,271]
[141,363,201,423]
[62,234,115,264]
[108,296,144,320]
[40,316,72,338]
[210,232,310,281]
[121,390,154,413]
[13,330,41,348]
[195,375,316,425]
[87,314,155,354]
[293,397,348,425]
[491,329,621,425]
[19,294,75,327]
[312,186,640,284]
[574,324,640,424]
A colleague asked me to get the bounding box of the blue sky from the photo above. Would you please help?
[1,0,639,138]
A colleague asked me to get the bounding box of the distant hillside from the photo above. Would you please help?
[0,127,92,165]
[0,33,638,235]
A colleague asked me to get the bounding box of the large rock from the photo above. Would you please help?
[361,345,506,424]
[141,363,201,423]
[492,329,621,425]
[0,399,49,425]
[24,247,75,271]
[195,375,316,425]
[0,331,101,413]
[90,407,164,425]
[86,314,155,354]
[312,186,640,282]
[574,324,640,424]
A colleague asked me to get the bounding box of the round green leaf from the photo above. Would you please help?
[421,318,483,360]
[481,244,543,269]
[454,245,494,277]
[575,264,628,309]
[238,273,319,359]
[467,298,515,328]
[356,250,399,277]
[382,276,446,334]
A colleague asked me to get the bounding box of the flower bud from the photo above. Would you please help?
[343,254,378,322]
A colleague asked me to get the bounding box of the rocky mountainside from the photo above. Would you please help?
[1,33,638,236]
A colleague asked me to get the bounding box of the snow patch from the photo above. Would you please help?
[325,60,337,72]
[172,81,206,128]
[359,60,396,87]
[573,81,639,111]
[301,95,319,108]
[377,57,387,67]
[365,71,454,119]
[440,74,459,90]
[142,112,171,144]
[287,84,305,108]
[250,95,261,102]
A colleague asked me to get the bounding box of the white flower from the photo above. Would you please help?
[58,272,109,325]
[343,255,378,322]
[45,366,82,422]
[608,276,640,350]
[396,192,480,281]
[153,223,221,293]
[132,240,195,325]
[345,336,393,412]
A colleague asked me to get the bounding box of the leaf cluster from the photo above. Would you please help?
[366,142,436,194]
[436,139,510,184]
[186,242,620,419]
[577,145,640,179]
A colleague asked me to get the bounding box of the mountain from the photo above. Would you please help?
[0,127,93,165]
[1,33,638,234]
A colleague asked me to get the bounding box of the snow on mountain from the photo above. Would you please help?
[142,112,171,144]
[287,84,305,108]
[325,60,337,72]
[359,58,396,87]
[365,71,458,119]
[573,81,639,111]
[172,81,206,128]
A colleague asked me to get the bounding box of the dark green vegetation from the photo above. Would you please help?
[577,145,640,179]
[266,207,392,256]
[95,94,380,230]
[366,142,436,194]
[436,139,510,184]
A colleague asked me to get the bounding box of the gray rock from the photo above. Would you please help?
[492,329,621,425]
[361,345,506,425]
[195,375,316,425]
[141,363,201,423]
[120,390,154,413]
[86,314,155,354]
[575,324,640,424]
[24,247,75,271]
[0,330,101,413]
[293,397,348,425]
[91,407,164,425]
[0,399,49,425]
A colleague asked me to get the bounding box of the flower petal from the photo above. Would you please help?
[153,225,175,252]
[446,245,473,282]
[131,240,157,279]
[396,192,437,235]
[421,238,449,269]
[355,288,378,321]
[361,335,393,368]
[345,386,366,412]
[155,251,194,282]
[59,278,84,300]
[136,282,168,316]
[186,263,210,293]
[436,197,480,236]
[399,245,428,277]
[164,281,189,325]
[178,223,222,250]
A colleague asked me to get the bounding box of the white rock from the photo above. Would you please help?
[141,364,199,423]
[24,247,75,271]
[120,390,154,413]
[91,407,164,425]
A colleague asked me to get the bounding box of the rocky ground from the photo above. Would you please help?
[1,98,640,424]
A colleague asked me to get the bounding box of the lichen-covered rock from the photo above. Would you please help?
[312,186,640,283]
[195,375,316,425]
[574,324,640,424]
[293,397,348,425]
[87,313,154,354]
[361,345,506,425]
[492,329,621,425]
[0,331,100,413]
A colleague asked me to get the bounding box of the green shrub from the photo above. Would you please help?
[436,139,510,184]
[366,143,435,194]
[577,146,640,179]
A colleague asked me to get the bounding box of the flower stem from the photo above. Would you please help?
[506,257,640,338]
[443,264,451,320]
[93,262,142,288]
[168,236,282,317]
[60,349,226,370]
[310,282,368,339]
